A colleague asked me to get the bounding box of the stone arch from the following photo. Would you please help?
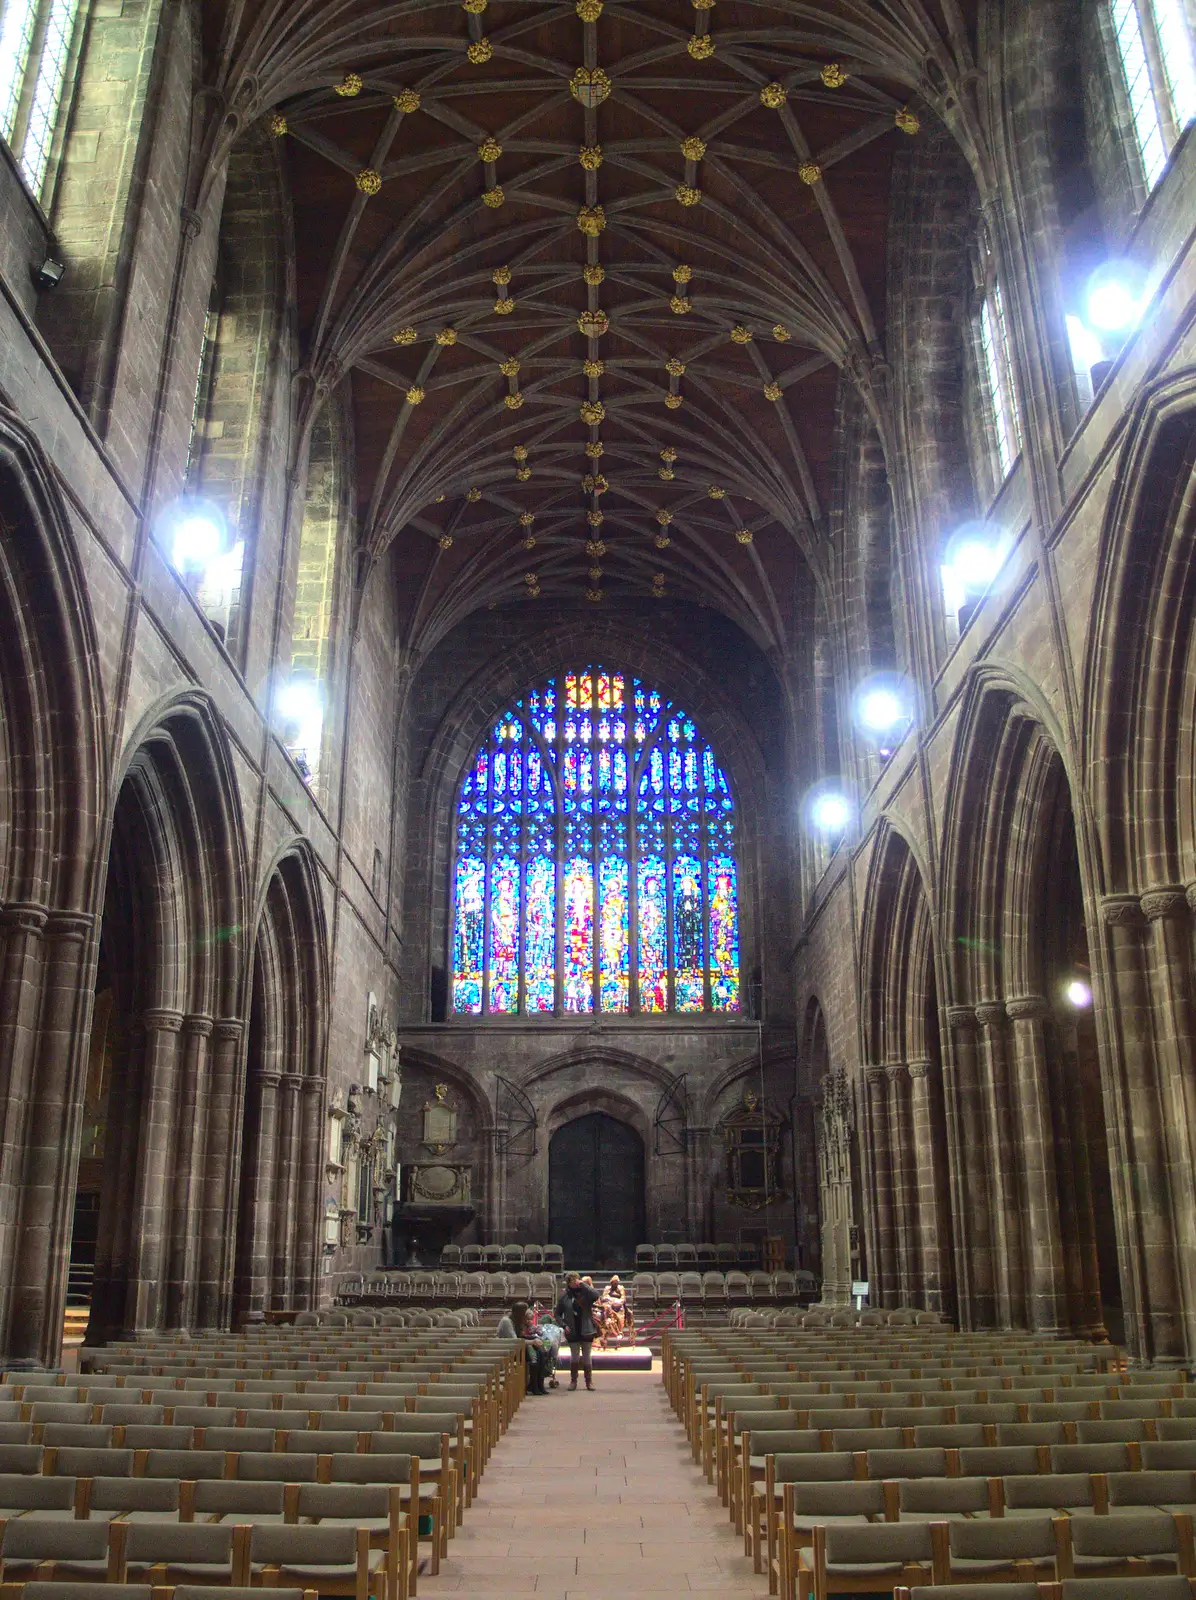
[937,668,1117,1338]
[233,842,330,1323]
[1083,378,1196,892]
[88,695,249,1339]
[417,621,771,1025]
[856,824,954,1315]
[500,1046,688,1248]
[0,410,105,1364]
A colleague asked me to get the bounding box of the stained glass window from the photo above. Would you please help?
[451,668,741,1016]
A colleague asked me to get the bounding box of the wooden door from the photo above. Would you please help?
[548,1112,646,1269]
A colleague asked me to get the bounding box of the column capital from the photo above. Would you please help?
[142,1007,185,1034]
[280,1072,305,1089]
[1006,995,1049,1022]
[884,1063,909,1083]
[182,1014,214,1038]
[44,910,94,940]
[944,1005,977,1031]
[0,904,48,934]
[1101,893,1146,928]
[974,1001,1007,1027]
[906,1059,933,1080]
[1141,887,1189,922]
[255,1071,283,1089]
[862,1065,888,1087]
[300,1074,324,1095]
[212,1018,244,1042]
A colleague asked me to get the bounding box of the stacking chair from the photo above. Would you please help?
[439,1246,461,1269]
[942,1515,1057,1583]
[1057,1511,1196,1579]
[522,1245,544,1271]
[696,1244,717,1267]
[459,1245,482,1270]
[82,1478,180,1522]
[248,1522,388,1600]
[0,1477,77,1519]
[796,1520,937,1600]
[118,1521,250,1585]
[289,1482,409,1600]
[897,1475,992,1521]
[677,1245,698,1267]
[192,1480,286,1524]
[1109,1470,1196,1513]
[325,1453,430,1591]
[480,1246,502,1271]
[635,1245,656,1269]
[655,1246,677,1270]
[543,1246,564,1271]
[501,1245,523,1271]
[0,1519,113,1582]
[703,1272,727,1304]
[717,1244,737,1268]
[773,1480,886,1598]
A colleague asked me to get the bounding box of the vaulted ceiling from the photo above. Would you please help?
[207,0,979,653]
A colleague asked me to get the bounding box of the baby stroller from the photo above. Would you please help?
[529,1304,564,1389]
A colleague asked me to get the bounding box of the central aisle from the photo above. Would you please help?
[419,1367,771,1597]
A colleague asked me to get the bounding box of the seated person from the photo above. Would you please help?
[495,1299,549,1394]
[598,1274,629,1346]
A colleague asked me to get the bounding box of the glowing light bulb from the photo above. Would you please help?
[1065,978,1092,1009]
[171,512,223,573]
[811,793,851,832]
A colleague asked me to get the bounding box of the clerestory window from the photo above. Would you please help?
[0,0,83,198]
[1110,0,1196,189]
[451,667,741,1017]
[978,280,1022,486]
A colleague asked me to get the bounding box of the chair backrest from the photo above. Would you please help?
[1058,1579,1194,1600]
[899,1475,989,1515]
[1067,1510,1179,1557]
[143,1449,225,1480]
[823,1521,934,1564]
[236,1452,319,1482]
[3,1519,110,1560]
[1108,1469,1196,1508]
[1003,1472,1094,1510]
[948,1516,1056,1560]
[194,1481,285,1516]
[296,1483,392,1519]
[775,1450,854,1482]
[250,1524,358,1564]
[89,1477,179,1514]
[0,1475,76,1510]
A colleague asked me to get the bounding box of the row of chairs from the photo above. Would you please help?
[632,1270,801,1303]
[57,1327,525,1596]
[636,1243,812,1274]
[789,1512,1196,1600]
[663,1324,1157,1599]
[343,1274,559,1307]
[437,1245,562,1270]
[728,1307,950,1329]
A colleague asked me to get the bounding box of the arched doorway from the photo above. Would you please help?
[549,1113,645,1268]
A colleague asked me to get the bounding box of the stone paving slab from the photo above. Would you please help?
[418,1369,770,1598]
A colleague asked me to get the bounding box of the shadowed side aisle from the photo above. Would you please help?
[418,1367,770,1597]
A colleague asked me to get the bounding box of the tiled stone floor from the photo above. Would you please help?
[419,1366,770,1598]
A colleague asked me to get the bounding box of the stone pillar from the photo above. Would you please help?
[975,1002,1025,1328]
[886,1064,918,1305]
[125,1006,185,1334]
[1006,995,1066,1334]
[196,1018,243,1329]
[0,907,48,1353]
[1144,889,1196,1358]
[864,1068,897,1307]
[294,1076,323,1311]
[907,1060,943,1313]
[272,1073,302,1310]
[945,1006,995,1328]
[165,1014,211,1329]
[8,913,93,1364]
[242,1070,281,1323]
[816,1070,854,1307]
[1102,895,1185,1360]
[1055,1014,1106,1339]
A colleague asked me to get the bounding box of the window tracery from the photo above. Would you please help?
[451,667,741,1017]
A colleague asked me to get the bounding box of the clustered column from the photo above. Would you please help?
[944,1006,996,1328]
[863,1067,897,1306]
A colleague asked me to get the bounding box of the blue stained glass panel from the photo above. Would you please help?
[452,856,485,1014]
[451,666,738,1017]
[563,857,594,1012]
[710,854,740,1012]
[673,853,705,1012]
[637,854,668,1012]
[488,854,520,1013]
[525,856,556,1012]
[599,856,629,1012]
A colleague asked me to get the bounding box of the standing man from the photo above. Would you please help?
[554,1271,601,1390]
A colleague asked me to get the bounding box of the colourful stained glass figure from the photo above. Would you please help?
[637,855,668,1012]
[599,856,629,1011]
[449,666,740,1016]
[563,857,594,1012]
[674,854,705,1012]
[525,856,556,1012]
[452,856,485,1013]
[709,854,740,1012]
[488,855,520,1012]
